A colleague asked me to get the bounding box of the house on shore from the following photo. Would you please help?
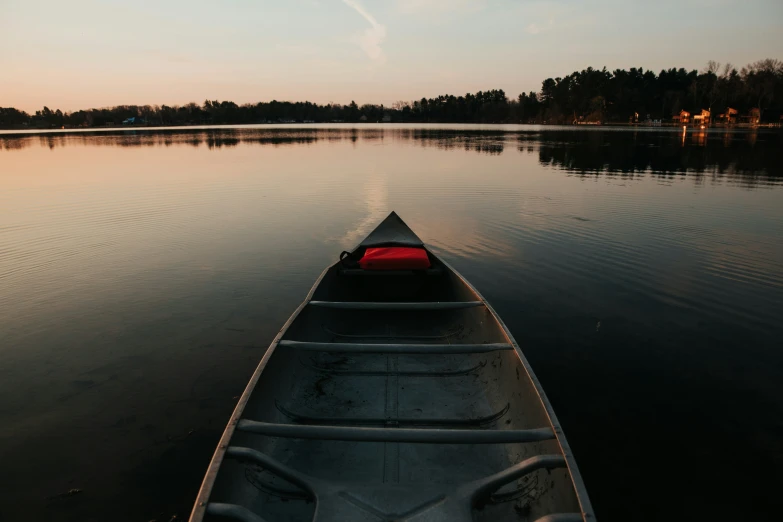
[737,108,761,126]
[674,110,690,123]
[749,108,760,125]
[693,109,711,126]
[718,107,738,124]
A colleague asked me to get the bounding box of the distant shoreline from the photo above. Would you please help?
[1,121,780,136]
[3,60,782,131]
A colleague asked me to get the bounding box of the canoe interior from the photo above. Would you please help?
[196,213,588,522]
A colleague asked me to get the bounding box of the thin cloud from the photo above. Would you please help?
[140,49,193,64]
[522,2,585,36]
[525,21,553,35]
[396,0,485,15]
[342,0,387,62]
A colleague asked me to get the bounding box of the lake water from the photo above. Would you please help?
[1,125,782,522]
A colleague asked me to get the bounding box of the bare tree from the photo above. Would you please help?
[703,60,721,75]
[741,59,783,119]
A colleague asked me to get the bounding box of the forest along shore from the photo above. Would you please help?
[1,59,781,130]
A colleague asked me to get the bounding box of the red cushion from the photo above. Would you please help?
[359,247,431,270]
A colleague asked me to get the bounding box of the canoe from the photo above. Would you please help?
[189,212,595,522]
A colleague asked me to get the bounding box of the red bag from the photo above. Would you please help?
[359,247,431,270]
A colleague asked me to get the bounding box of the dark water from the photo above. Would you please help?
[1,125,782,522]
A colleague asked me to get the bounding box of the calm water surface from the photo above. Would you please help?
[1,125,782,521]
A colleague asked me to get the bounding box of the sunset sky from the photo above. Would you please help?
[2,0,782,113]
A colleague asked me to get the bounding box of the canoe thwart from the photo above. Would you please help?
[278,340,512,354]
[206,503,269,522]
[308,300,485,310]
[275,400,509,427]
[236,420,555,444]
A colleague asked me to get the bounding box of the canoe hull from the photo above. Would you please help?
[189,213,594,522]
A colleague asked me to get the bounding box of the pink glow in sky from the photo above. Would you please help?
[2,0,782,113]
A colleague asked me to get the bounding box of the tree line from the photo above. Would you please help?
[1,59,781,129]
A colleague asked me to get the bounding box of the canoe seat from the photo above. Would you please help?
[212,446,569,522]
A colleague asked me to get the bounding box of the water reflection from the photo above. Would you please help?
[2,127,780,186]
[1,125,782,522]
[0,128,512,155]
[531,129,782,187]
